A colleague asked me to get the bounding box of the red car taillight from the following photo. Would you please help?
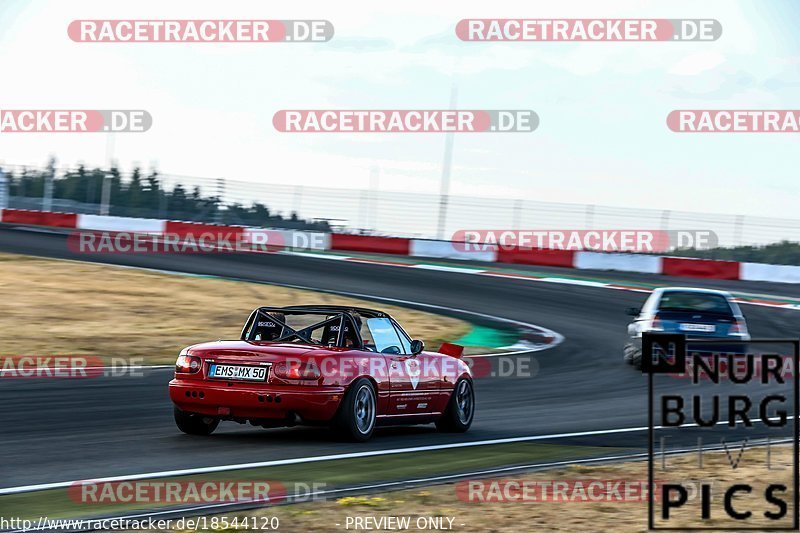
[650,313,663,331]
[273,360,321,380]
[175,355,202,374]
[730,319,749,337]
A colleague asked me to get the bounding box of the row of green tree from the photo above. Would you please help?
[670,241,800,266]
[4,164,330,231]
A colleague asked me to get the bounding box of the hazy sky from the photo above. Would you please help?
[0,0,797,218]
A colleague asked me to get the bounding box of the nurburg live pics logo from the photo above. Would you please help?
[643,333,799,530]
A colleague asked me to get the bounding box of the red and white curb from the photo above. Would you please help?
[283,250,800,312]
[3,208,800,283]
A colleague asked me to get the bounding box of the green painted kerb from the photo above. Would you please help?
[455,325,520,349]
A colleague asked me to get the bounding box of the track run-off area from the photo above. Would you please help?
[0,226,798,495]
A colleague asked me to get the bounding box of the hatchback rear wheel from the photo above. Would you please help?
[624,343,639,365]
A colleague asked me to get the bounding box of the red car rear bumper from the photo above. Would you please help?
[169,379,345,422]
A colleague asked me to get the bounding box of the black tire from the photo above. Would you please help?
[436,378,474,433]
[623,343,636,365]
[174,406,219,436]
[632,349,643,370]
[333,378,377,442]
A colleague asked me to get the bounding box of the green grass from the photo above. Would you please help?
[0,441,627,520]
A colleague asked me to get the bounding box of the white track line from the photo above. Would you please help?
[284,250,800,311]
[6,436,796,533]
[13,257,564,361]
[0,427,644,495]
[154,266,567,355]
[0,416,786,496]
[0,365,172,376]
[0,262,563,376]
[1,238,794,500]
[8,439,795,533]
[9,226,800,308]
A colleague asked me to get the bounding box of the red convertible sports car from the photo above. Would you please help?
[169,305,474,441]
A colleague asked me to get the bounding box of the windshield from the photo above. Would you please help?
[658,292,733,315]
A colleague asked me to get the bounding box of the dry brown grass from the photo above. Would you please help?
[193,445,795,532]
[0,253,470,364]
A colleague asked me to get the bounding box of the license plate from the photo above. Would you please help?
[209,364,269,381]
[679,323,716,333]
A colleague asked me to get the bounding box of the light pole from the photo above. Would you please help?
[436,83,457,240]
[43,158,55,212]
[101,132,116,215]
[369,165,379,232]
[100,174,111,215]
[0,167,7,210]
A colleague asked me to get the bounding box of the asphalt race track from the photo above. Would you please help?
[0,227,798,489]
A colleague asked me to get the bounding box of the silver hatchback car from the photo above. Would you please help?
[623,287,750,369]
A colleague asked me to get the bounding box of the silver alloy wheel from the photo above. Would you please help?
[354,384,376,434]
[455,380,474,424]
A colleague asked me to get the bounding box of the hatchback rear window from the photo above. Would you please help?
[658,292,733,315]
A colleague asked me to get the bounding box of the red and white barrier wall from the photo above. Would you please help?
[0,208,78,228]
[328,234,796,283]
[573,251,662,274]
[79,213,165,233]
[2,208,799,284]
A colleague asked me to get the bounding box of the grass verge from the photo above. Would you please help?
[0,252,471,364]
[0,442,619,521]
[140,443,797,532]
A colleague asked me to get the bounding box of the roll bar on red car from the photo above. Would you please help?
[240,306,388,348]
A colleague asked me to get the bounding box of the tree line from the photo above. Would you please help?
[3,163,330,231]
[670,241,800,266]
